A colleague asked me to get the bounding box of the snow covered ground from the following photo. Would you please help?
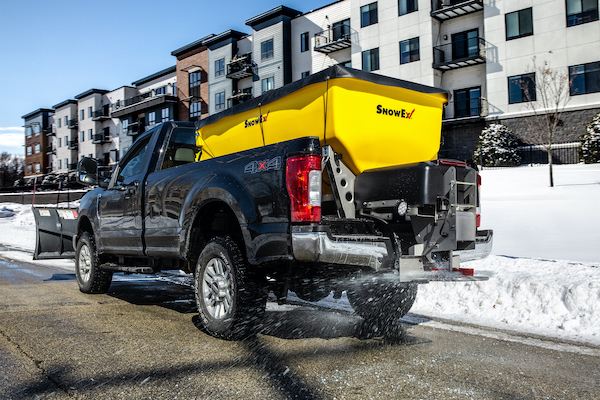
[0,164,599,346]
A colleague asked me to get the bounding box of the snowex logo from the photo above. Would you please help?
[244,111,270,128]
[376,105,415,119]
[244,156,282,174]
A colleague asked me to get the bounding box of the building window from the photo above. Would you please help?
[33,125,40,135]
[58,138,61,148]
[215,91,226,110]
[362,48,380,72]
[261,39,274,60]
[506,8,533,40]
[189,71,202,99]
[361,2,378,28]
[262,76,275,93]
[25,127,32,137]
[80,110,84,121]
[399,0,417,16]
[155,86,166,95]
[162,108,170,121]
[81,131,85,142]
[570,61,600,95]
[173,82,177,96]
[452,29,479,60]
[88,129,93,140]
[35,164,40,173]
[64,136,68,146]
[454,87,482,118]
[88,107,92,118]
[566,0,599,26]
[301,32,310,52]
[64,116,68,126]
[58,159,62,169]
[215,58,225,77]
[301,71,310,78]
[190,101,202,121]
[26,146,32,155]
[35,144,40,153]
[400,37,420,64]
[64,158,68,169]
[148,111,156,126]
[508,73,536,104]
[57,118,61,128]
[332,19,351,41]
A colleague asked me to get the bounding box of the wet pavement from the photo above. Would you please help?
[1,255,599,399]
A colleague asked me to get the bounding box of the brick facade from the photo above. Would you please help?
[173,45,209,121]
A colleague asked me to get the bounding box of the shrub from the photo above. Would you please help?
[473,124,521,167]
[580,112,600,163]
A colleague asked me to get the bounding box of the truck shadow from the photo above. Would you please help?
[106,276,428,345]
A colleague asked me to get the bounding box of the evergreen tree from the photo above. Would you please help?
[473,124,521,167]
[580,111,600,163]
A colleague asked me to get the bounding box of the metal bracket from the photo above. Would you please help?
[322,145,356,218]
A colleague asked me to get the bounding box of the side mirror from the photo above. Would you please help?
[76,157,99,186]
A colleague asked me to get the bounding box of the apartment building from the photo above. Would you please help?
[51,99,78,174]
[22,108,53,177]
[111,66,178,151]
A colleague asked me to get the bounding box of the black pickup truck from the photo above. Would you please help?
[34,68,492,339]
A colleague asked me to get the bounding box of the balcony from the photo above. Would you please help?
[92,106,110,121]
[433,37,487,71]
[442,98,488,122]
[431,0,484,22]
[68,139,78,150]
[124,92,152,107]
[314,25,353,54]
[228,91,252,108]
[92,132,110,144]
[226,54,254,80]
[46,126,55,136]
[46,145,55,155]
[67,118,78,129]
[111,92,177,119]
[125,123,140,136]
[68,163,78,170]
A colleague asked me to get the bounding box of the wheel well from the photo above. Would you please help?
[186,201,245,272]
[77,216,93,242]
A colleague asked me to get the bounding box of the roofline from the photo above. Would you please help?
[202,30,248,47]
[245,5,302,27]
[171,34,216,57]
[132,65,177,86]
[21,108,54,120]
[52,99,77,109]
[295,0,348,18]
[74,88,109,100]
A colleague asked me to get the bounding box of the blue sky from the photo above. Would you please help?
[0,0,329,155]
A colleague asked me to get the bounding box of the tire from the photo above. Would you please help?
[194,237,267,340]
[347,275,417,327]
[75,232,113,294]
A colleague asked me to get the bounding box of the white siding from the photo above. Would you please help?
[208,43,234,115]
[252,22,285,95]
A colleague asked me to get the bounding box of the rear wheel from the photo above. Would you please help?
[75,232,112,294]
[194,237,267,340]
[347,275,417,327]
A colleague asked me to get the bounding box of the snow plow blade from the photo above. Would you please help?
[32,206,78,260]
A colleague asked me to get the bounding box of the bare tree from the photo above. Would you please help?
[0,152,24,187]
[522,58,572,187]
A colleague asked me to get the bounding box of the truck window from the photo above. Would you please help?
[161,127,202,170]
[118,140,150,183]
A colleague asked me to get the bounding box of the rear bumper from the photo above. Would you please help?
[455,229,493,262]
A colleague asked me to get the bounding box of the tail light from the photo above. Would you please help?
[476,174,481,227]
[286,155,322,222]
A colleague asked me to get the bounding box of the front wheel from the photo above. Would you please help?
[194,237,267,340]
[75,232,112,294]
[347,275,417,327]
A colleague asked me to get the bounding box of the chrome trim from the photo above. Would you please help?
[456,229,494,262]
[291,232,388,271]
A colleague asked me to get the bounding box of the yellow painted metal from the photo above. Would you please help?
[196,76,447,174]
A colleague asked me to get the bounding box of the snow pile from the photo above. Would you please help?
[412,256,600,344]
[0,164,599,345]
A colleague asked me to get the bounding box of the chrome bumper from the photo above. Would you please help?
[291,232,388,271]
[455,229,494,262]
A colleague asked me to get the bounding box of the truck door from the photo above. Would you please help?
[97,134,152,255]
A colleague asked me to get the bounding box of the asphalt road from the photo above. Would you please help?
[1,254,599,400]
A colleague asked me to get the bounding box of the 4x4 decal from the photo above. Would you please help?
[244,156,282,174]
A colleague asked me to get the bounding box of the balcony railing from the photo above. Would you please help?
[226,54,254,80]
[314,25,353,54]
[46,126,55,136]
[442,98,488,121]
[46,145,55,155]
[68,139,78,150]
[433,37,486,71]
[92,133,110,144]
[68,163,78,170]
[67,118,78,129]
[92,107,110,121]
[228,91,252,108]
[431,0,483,21]
[124,92,152,107]
[125,123,140,136]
